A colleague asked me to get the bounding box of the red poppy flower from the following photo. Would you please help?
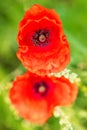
[17,4,70,75]
[9,72,78,124]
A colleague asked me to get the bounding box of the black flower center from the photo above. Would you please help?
[32,29,50,46]
[33,81,49,97]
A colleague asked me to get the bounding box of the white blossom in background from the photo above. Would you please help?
[50,68,80,84]
[53,106,73,130]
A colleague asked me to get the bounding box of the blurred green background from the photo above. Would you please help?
[0,0,87,130]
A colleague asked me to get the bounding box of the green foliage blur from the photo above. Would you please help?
[0,0,87,130]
